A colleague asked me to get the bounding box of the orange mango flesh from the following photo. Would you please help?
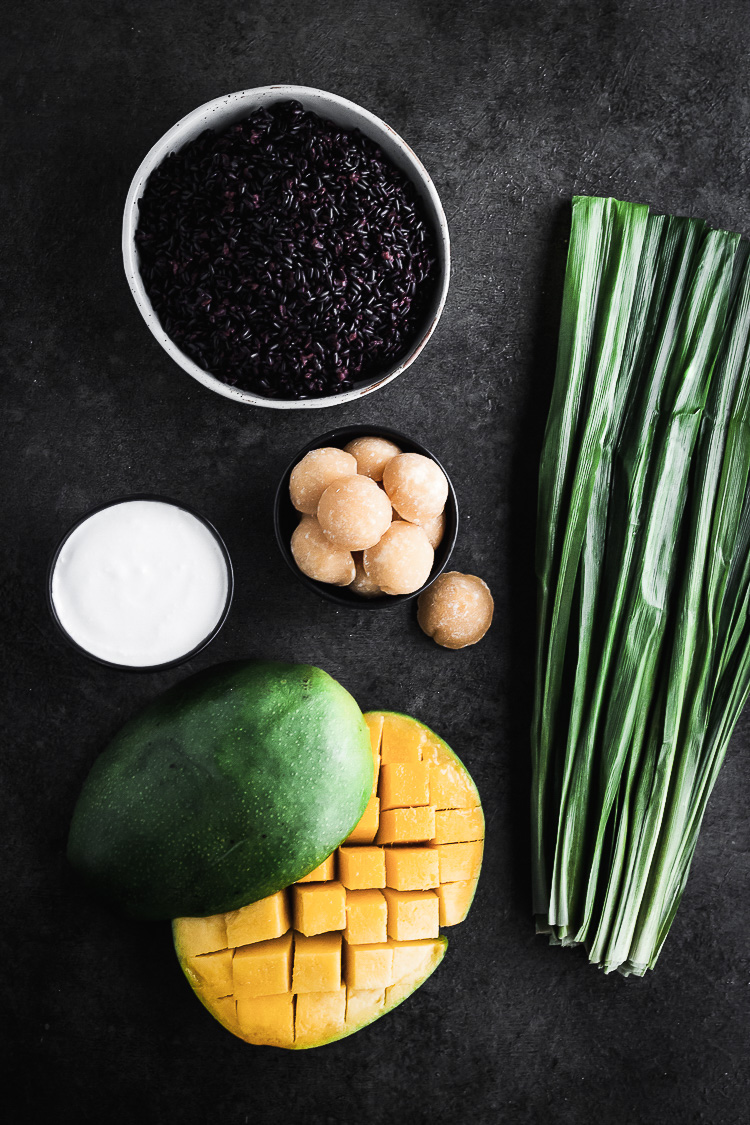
[338,845,386,889]
[296,854,335,883]
[173,711,483,1048]
[345,888,388,944]
[292,881,347,936]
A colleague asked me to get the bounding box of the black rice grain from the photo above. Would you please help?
[135,100,438,399]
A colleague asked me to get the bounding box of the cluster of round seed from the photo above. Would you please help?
[289,438,448,596]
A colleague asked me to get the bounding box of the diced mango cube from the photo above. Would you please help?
[212,994,240,1034]
[236,992,294,1047]
[365,712,384,755]
[379,762,430,810]
[233,931,292,998]
[292,932,342,993]
[388,938,442,983]
[376,805,436,845]
[346,987,385,1026]
[365,713,384,795]
[295,985,346,1046]
[225,891,290,946]
[428,760,478,809]
[344,942,394,990]
[431,807,485,845]
[437,879,477,926]
[338,846,386,890]
[371,755,381,797]
[293,881,346,936]
[418,737,440,763]
[173,913,227,956]
[383,888,439,941]
[296,854,335,883]
[380,713,426,762]
[184,948,234,997]
[384,846,439,891]
[386,975,424,1008]
[344,889,388,945]
[433,840,484,882]
[345,796,380,844]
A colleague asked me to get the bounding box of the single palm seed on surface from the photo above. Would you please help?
[417,572,494,649]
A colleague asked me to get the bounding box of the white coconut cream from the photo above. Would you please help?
[51,499,230,667]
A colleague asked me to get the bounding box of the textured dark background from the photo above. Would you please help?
[3,2,749,1122]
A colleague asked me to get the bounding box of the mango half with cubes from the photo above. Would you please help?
[67,661,373,919]
[173,711,484,1048]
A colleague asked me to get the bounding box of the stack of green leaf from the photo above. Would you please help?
[532,195,750,976]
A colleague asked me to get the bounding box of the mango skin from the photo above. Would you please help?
[67,661,373,920]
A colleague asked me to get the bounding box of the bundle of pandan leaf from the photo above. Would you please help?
[532,196,750,975]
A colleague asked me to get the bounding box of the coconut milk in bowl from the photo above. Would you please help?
[48,497,233,670]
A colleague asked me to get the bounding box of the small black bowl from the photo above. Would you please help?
[274,425,459,608]
[47,494,234,671]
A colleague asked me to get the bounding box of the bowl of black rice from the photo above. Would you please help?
[123,86,450,408]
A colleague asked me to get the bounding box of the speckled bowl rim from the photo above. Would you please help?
[46,494,234,671]
[274,424,459,608]
[123,85,451,409]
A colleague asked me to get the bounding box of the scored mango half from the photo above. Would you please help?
[173,711,484,1048]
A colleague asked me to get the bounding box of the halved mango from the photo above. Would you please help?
[173,710,483,1048]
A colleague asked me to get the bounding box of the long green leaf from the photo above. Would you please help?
[532,197,750,974]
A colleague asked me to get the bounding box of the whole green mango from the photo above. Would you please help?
[67,661,373,919]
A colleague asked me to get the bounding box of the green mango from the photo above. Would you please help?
[67,661,373,919]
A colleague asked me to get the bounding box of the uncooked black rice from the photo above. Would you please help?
[135,100,438,399]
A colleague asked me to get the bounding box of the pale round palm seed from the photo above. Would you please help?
[291,517,356,586]
[343,435,402,481]
[417,572,494,649]
[419,510,446,549]
[382,452,448,525]
[363,521,434,595]
[289,447,358,515]
[349,552,383,598]
[317,475,392,551]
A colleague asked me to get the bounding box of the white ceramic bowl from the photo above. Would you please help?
[122,85,450,409]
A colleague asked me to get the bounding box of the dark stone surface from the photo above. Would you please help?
[2,1,749,1122]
